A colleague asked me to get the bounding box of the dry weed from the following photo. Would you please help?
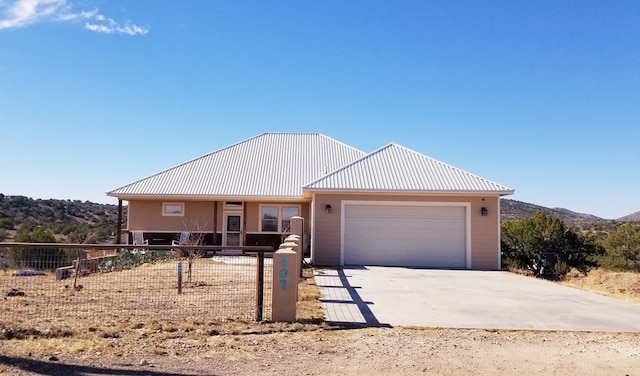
[561,268,640,303]
[296,273,324,323]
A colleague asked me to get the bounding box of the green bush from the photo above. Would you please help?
[600,223,640,272]
[501,212,602,279]
[10,227,64,269]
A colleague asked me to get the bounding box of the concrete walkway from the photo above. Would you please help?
[315,267,640,332]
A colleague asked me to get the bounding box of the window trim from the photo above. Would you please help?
[259,204,301,233]
[224,201,244,209]
[162,202,185,217]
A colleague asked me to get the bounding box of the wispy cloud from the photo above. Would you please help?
[0,0,148,35]
[85,14,147,36]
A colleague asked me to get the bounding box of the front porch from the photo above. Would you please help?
[116,199,309,253]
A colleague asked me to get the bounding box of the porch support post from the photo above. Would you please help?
[213,201,218,245]
[116,199,123,244]
[243,201,247,246]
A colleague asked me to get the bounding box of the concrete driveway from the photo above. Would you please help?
[315,267,640,332]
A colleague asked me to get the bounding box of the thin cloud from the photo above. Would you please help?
[0,0,148,35]
[85,15,148,36]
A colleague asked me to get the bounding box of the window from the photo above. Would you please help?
[162,202,184,216]
[281,207,299,232]
[261,206,279,232]
[260,205,300,232]
[224,201,243,209]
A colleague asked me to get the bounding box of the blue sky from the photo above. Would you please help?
[1,0,638,219]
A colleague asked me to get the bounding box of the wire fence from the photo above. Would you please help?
[0,244,274,329]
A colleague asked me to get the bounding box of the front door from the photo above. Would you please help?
[223,213,243,248]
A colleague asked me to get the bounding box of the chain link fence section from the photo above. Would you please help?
[1,245,273,327]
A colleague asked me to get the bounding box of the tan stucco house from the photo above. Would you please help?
[107,133,514,270]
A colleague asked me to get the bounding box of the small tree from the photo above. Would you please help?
[501,212,602,279]
[11,226,64,269]
[600,223,640,272]
[184,232,206,284]
[177,217,208,284]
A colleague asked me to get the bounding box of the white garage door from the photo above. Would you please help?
[343,204,467,268]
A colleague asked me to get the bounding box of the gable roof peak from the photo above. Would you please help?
[304,142,514,194]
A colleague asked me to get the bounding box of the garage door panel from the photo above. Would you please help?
[344,204,466,268]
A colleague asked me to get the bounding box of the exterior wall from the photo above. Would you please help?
[128,199,310,243]
[128,200,216,232]
[312,193,500,270]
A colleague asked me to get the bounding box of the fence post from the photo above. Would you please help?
[177,262,182,294]
[73,257,80,289]
[256,252,265,321]
[290,216,304,277]
[272,248,298,322]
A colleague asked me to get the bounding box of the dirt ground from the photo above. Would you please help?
[0,257,273,325]
[1,325,639,375]
[2,264,640,375]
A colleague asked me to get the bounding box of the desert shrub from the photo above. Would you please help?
[102,250,172,271]
[600,223,640,272]
[501,212,602,279]
[0,218,14,230]
[11,226,65,269]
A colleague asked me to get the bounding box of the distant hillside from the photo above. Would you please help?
[0,194,121,242]
[0,194,119,226]
[500,199,608,228]
[618,211,640,222]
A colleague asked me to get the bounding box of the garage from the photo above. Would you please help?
[342,202,468,268]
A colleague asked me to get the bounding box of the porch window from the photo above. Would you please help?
[260,205,300,233]
[162,202,184,216]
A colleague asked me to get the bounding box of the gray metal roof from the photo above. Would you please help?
[107,133,367,198]
[304,143,514,194]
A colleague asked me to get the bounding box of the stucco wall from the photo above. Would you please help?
[128,200,310,234]
[128,200,216,232]
[311,193,501,270]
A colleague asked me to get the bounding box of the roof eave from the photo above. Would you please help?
[302,188,515,196]
[106,193,309,202]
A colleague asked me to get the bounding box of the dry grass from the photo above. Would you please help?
[296,272,325,323]
[1,257,273,334]
[508,267,640,304]
[0,264,326,361]
[561,268,640,304]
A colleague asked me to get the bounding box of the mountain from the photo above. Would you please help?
[0,194,118,225]
[0,194,120,242]
[617,211,640,222]
[500,199,608,227]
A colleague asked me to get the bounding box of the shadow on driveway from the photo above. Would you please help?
[315,267,392,328]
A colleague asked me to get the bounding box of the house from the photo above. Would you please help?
[107,133,514,270]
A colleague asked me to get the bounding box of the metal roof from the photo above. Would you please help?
[107,133,367,199]
[304,143,514,195]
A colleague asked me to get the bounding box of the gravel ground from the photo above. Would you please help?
[1,326,639,375]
